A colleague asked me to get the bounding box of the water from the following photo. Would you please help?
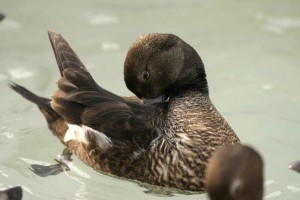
[1,0,300,199]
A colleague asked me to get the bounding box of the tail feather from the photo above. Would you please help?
[9,82,59,119]
[9,82,67,141]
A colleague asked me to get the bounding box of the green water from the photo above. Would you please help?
[1,0,300,199]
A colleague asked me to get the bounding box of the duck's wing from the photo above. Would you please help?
[48,30,152,140]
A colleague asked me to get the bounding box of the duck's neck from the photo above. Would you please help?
[166,75,209,100]
[168,86,210,104]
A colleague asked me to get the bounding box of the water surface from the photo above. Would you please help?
[1,0,300,199]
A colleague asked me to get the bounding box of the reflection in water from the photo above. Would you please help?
[286,185,300,193]
[7,68,36,80]
[2,131,15,140]
[80,12,118,25]
[101,42,120,51]
[21,186,34,195]
[65,170,89,200]
[1,126,18,140]
[264,179,282,199]
[20,158,50,166]
[20,156,90,199]
[67,163,90,179]
[264,180,274,186]
[137,182,200,197]
[0,170,9,178]
[264,191,282,199]
[30,148,73,177]
[257,14,300,34]
[260,84,274,90]
[0,18,21,31]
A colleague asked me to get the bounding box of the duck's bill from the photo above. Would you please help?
[142,95,165,106]
[288,161,300,173]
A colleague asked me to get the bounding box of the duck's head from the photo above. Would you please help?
[0,186,22,200]
[289,161,300,173]
[205,145,264,200]
[124,33,208,103]
[0,12,5,22]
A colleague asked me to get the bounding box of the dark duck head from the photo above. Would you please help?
[0,12,5,22]
[0,186,22,200]
[124,33,208,103]
[205,145,264,200]
[289,160,300,173]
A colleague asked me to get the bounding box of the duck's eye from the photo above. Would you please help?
[142,71,150,81]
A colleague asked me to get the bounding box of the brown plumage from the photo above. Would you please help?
[0,12,5,22]
[10,31,240,191]
[289,161,300,173]
[0,186,23,200]
[205,145,264,200]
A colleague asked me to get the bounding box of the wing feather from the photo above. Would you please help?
[48,30,153,140]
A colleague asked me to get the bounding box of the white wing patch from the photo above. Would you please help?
[64,124,88,144]
[64,124,112,151]
[87,126,113,150]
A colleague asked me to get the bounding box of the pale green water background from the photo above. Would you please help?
[1,0,300,199]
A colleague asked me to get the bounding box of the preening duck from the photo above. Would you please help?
[11,31,240,191]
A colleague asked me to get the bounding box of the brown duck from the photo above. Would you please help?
[205,145,264,200]
[0,186,22,200]
[11,31,240,191]
[289,161,300,173]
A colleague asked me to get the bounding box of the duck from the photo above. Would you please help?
[10,30,240,191]
[289,161,300,173]
[0,12,4,22]
[205,145,264,200]
[0,186,22,200]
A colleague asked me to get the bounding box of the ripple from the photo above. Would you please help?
[264,191,282,198]
[0,170,9,178]
[8,67,35,80]
[2,131,15,140]
[0,18,22,31]
[67,163,90,179]
[261,84,274,90]
[287,185,300,193]
[21,185,34,195]
[265,179,275,186]
[81,12,118,25]
[256,13,300,34]
[20,157,50,166]
[101,42,120,51]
